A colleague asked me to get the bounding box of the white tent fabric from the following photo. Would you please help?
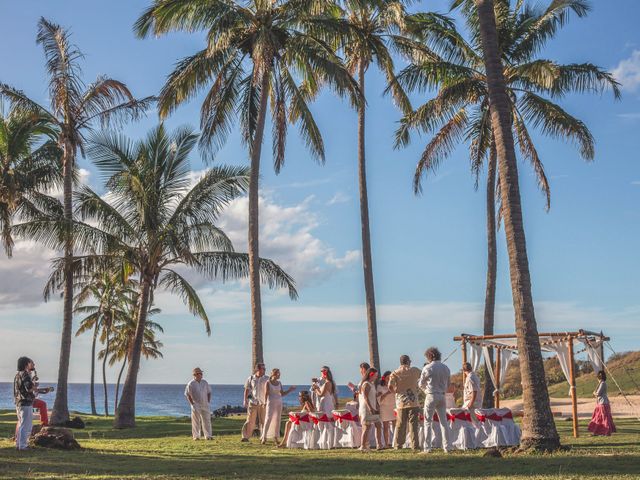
[546,341,571,383]
[482,348,513,393]
[469,343,483,372]
[579,338,604,373]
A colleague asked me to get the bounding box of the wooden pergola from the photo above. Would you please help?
[453,330,609,438]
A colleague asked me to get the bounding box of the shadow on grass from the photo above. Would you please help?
[0,446,639,479]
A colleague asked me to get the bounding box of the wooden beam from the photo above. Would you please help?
[453,332,609,342]
[568,336,579,438]
[461,338,468,369]
[494,350,501,408]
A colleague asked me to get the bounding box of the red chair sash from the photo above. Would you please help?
[501,411,513,419]
[289,413,310,425]
[333,411,356,423]
[447,411,472,423]
[311,413,331,424]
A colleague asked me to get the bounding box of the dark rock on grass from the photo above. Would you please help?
[30,427,82,450]
[213,405,246,418]
[65,416,86,429]
[483,447,502,458]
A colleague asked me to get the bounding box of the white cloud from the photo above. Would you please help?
[327,191,351,206]
[617,113,640,120]
[632,181,640,186]
[612,50,640,92]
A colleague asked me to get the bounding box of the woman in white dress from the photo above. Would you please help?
[311,366,337,414]
[359,367,382,451]
[261,368,295,444]
[377,370,395,448]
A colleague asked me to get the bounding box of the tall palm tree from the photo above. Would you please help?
[0,101,61,256]
[74,269,137,416]
[134,0,358,366]
[337,0,413,369]
[395,0,619,409]
[0,18,151,425]
[68,124,297,428]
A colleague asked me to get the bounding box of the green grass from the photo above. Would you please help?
[1,411,639,479]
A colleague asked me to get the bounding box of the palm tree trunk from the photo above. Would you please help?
[114,357,127,412]
[50,144,74,426]
[482,142,497,408]
[248,69,271,367]
[474,0,559,450]
[114,278,151,428]
[357,62,380,370]
[102,329,110,417]
[90,321,98,415]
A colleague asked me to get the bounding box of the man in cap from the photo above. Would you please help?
[14,356,36,451]
[185,367,212,440]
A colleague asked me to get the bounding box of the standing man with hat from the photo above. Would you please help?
[185,367,212,440]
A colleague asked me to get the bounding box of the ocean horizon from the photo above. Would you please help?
[0,382,353,417]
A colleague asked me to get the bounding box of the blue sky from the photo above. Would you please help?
[0,0,638,386]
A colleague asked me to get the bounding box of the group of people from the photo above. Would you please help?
[12,348,616,452]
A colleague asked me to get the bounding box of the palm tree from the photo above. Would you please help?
[70,124,297,428]
[134,0,358,366]
[74,269,137,416]
[0,101,61,256]
[0,18,151,425]
[336,0,413,369]
[395,0,619,409]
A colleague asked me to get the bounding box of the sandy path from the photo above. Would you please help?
[501,395,640,418]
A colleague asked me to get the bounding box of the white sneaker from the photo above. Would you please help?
[420,449,432,454]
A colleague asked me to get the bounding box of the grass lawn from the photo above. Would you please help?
[1,411,639,479]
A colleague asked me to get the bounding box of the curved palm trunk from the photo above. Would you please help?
[114,357,127,412]
[50,144,74,425]
[357,63,380,370]
[114,278,151,428]
[89,321,99,415]
[475,0,559,449]
[248,70,271,367]
[482,144,497,408]
[102,329,111,417]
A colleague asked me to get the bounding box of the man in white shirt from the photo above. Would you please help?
[462,362,482,410]
[185,367,212,440]
[418,347,452,453]
[241,363,268,442]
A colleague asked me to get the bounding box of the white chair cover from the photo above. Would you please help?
[286,412,314,449]
[447,408,478,450]
[495,407,521,445]
[309,411,336,449]
[333,409,361,448]
[474,408,520,447]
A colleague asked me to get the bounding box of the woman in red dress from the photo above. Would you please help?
[588,371,616,436]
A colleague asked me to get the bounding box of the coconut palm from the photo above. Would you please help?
[59,124,296,428]
[395,0,619,409]
[335,0,413,369]
[74,269,137,416]
[396,0,618,428]
[0,101,61,256]
[0,18,151,425]
[134,0,358,366]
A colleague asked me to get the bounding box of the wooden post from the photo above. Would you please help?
[568,336,578,438]
[599,334,605,371]
[462,338,468,369]
[494,347,501,408]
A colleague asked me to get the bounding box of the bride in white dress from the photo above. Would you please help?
[261,368,295,444]
[311,366,338,414]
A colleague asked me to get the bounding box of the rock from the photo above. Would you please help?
[483,447,502,458]
[212,405,246,418]
[64,416,85,429]
[30,427,81,450]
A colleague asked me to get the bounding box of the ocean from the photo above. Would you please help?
[0,383,354,417]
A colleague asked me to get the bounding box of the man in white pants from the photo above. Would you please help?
[185,367,212,440]
[419,347,452,453]
[14,356,36,451]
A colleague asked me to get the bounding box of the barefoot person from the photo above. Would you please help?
[347,362,370,397]
[388,355,421,450]
[419,347,452,453]
[185,367,212,440]
[359,368,382,451]
[588,370,617,436]
[14,356,36,451]
[242,363,268,442]
[278,390,315,448]
[461,362,482,410]
[261,368,295,444]
[311,366,337,414]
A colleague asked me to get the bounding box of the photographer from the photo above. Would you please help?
[241,363,268,442]
[14,356,36,451]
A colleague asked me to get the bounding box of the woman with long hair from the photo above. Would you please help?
[588,370,617,436]
[278,390,315,448]
[261,368,295,444]
[311,366,338,413]
[359,367,382,451]
[377,370,395,448]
